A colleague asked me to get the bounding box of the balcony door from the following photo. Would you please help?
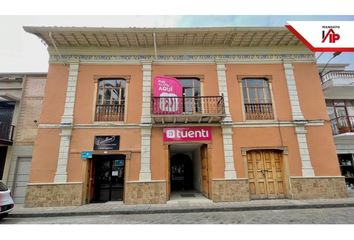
[95,79,126,122]
[178,78,201,114]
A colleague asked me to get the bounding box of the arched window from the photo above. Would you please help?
[242,78,274,120]
[95,79,126,121]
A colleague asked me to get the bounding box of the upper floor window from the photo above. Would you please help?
[326,100,354,134]
[95,79,126,122]
[242,78,274,120]
[177,78,201,113]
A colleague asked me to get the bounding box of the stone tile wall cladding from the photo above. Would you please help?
[212,179,250,202]
[290,177,348,199]
[125,181,166,204]
[25,183,83,207]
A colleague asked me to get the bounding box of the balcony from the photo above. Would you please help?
[321,71,354,99]
[95,104,125,122]
[330,116,354,135]
[151,96,226,124]
[244,103,274,120]
[0,123,15,145]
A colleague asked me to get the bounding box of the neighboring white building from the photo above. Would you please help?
[319,64,354,192]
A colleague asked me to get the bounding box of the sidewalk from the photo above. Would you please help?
[10,191,354,218]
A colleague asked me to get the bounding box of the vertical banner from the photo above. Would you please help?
[153,76,183,114]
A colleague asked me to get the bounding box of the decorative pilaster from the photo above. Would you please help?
[295,125,315,176]
[216,62,232,123]
[54,128,72,183]
[222,126,237,179]
[140,61,152,124]
[283,63,304,121]
[54,62,79,183]
[216,61,237,179]
[139,61,152,181]
[139,126,152,181]
[60,63,79,125]
[283,61,314,177]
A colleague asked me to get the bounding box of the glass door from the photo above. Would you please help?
[110,159,125,201]
[93,156,125,202]
[94,160,111,202]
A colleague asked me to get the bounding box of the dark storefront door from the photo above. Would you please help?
[93,155,125,202]
[170,153,193,191]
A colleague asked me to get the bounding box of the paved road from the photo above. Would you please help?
[2,207,354,224]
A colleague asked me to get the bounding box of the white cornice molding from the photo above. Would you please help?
[38,120,324,129]
[232,120,324,128]
[49,54,315,65]
[38,123,141,129]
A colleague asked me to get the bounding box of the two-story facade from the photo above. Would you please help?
[23,26,347,207]
[319,63,354,191]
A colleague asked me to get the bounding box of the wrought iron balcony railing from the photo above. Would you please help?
[0,123,15,144]
[330,116,354,135]
[95,104,125,122]
[151,96,225,124]
[244,103,274,120]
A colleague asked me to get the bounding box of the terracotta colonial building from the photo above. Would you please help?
[23,26,347,207]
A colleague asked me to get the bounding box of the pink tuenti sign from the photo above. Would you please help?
[153,76,183,114]
[163,127,212,142]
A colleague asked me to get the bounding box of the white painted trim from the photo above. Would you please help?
[283,63,305,121]
[49,54,315,65]
[37,120,325,129]
[38,123,141,129]
[221,126,237,179]
[216,62,232,122]
[232,120,324,128]
[140,62,152,124]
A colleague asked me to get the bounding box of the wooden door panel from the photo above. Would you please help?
[201,145,209,198]
[167,147,171,201]
[247,150,285,199]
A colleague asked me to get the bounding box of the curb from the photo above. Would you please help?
[9,202,354,218]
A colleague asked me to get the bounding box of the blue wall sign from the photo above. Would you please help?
[81,151,93,159]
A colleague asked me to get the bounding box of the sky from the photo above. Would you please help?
[0,15,354,73]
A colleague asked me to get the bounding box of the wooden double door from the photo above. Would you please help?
[247,150,285,199]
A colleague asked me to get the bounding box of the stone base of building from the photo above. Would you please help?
[125,181,166,204]
[290,176,348,199]
[212,179,250,202]
[25,182,83,207]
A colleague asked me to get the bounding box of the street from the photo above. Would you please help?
[2,207,354,224]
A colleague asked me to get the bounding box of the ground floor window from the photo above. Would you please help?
[338,154,354,189]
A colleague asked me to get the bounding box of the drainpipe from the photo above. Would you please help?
[153,32,158,61]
